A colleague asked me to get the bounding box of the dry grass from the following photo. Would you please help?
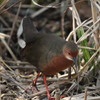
[0,0,100,100]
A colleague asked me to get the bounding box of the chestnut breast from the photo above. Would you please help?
[41,55,73,75]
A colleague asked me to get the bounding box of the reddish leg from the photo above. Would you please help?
[33,72,40,85]
[24,72,40,93]
[32,72,40,92]
[43,75,65,99]
[43,75,55,99]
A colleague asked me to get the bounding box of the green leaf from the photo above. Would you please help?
[77,27,90,61]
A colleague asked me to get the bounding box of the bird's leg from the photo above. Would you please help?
[43,75,65,99]
[32,72,40,92]
[24,72,41,93]
[33,72,40,85]
[43,75,55,99]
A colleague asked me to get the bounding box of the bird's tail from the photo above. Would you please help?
[22,17,39,43]
[17,17,39,48]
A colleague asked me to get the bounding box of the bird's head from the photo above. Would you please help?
[63,41,78,64]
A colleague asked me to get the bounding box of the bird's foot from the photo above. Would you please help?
[24,86,33,93]
[31,72,41,92]
[32,80,39,92]
[48,97,55,100]
[48,96,65,100]
[24,87,29,93]
[47,94,55,100]
[24,80,39,93]
[47,95,65,100]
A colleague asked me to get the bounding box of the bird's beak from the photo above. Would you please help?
[66,56,78,67]
[72,57,76,63]
[72,57,77,67]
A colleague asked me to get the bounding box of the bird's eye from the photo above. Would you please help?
[68,52,71,55]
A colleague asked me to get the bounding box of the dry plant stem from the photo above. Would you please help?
[63,88,100,100]
[0,33,10,38]
[66,20,87,41]
[72,0,76,42]
[65,82,77,94]
[0,72,26,90]
[0,0,9,11]
[0,58,26,90]
[91,0,99,49]
[78,46,96,50]
[0,28,12,31]
[66,14,92,41]
[15,4,35,8]
[23,71,74,81]
[31,0,90,20]
[79,24,99,43]
[29,82,59,99]
[0,57,16,76]
[72,10,76,42]
[84,88,87,100]
[60,1,66,39]
[0,89,1,100]
[29,89,47,99]
[4,60,29,64]
[0,0,24,14]
[8,2,22,44]
[2,11,22,21]
[31,2,56,18]
[0,39,17,61]
[31,0,84,9]
[0,16,10,27]
[93,1,100,11]
[71,0,81,25]
[18,76,73,83]
[1,94,17,98]
[77,17,100,43]
[68,67,71,79]
[32,0,57,8]
[71,0,85,44]
[88,88,100,95]
[61,10,65,39]
[78,47,100,81]
[29,81,100,99]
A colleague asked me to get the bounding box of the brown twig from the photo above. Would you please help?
[0,39,17,61]
[0,72,26,90]
[0,16,10,28]
[31,2,57,18]
[8,2,22,44]
[0,0,24,14]
[0,0,9,11]
[84,88,87,100]
[32,0,58,8]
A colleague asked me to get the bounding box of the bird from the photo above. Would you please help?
[20,17,78,99]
